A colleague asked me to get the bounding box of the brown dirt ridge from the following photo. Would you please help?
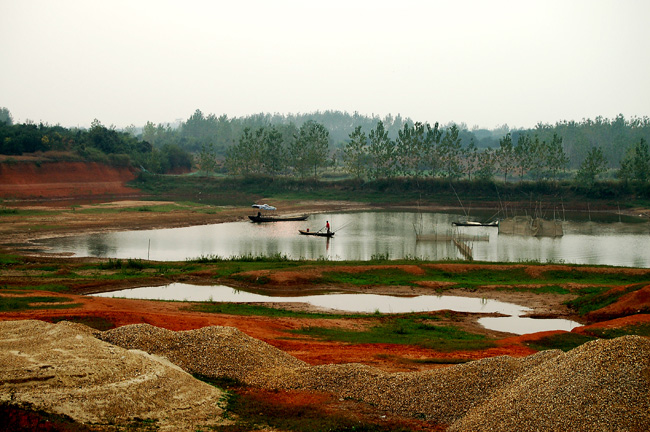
[0,160,139,200]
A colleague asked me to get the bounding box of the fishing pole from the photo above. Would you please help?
[333,220,353,233]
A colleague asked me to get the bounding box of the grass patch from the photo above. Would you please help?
[187,302,365,319]
[525,332,596,352]
[564,284,644,316]
[0,295,78,312]
[291,316,495,351]
[495,285,572,295]
[319,265,647,292]
[582,323,650,338]
[98,258,148,270]
[545,269,650,284]
[0,208,57,217]
[322,268,421,287]
[23,224,63,231]
[0,254,22,266]
[47,315,116,331]
[4,283,70,293]
[188,252,294,263]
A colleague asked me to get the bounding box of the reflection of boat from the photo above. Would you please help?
[299,229,334,238]
[249,203,308,223]
[249,214,308,222]
[452,220,498,227]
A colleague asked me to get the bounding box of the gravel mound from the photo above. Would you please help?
[248,349,561,424]
[87,323,650,430]
[449,335,650,432]
[99,323,308,382]
[0,320,226,431]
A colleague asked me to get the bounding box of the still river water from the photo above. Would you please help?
[40,210,641,334]
[35,211,650,267]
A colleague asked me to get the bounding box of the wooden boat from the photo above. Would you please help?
[299,229,334,238]
[452,220,498,227]
[249,214,308,223]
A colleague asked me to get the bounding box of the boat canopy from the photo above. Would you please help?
[252,204,276,211]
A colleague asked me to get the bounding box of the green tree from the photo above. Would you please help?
[160,144,193,173]
[463,140,479,180]
[495,133,516,182]
[514,134,533,179]
[262,125,286,176]
[87,119,124,155]
[290,121,330,178]
[576,146,607,186]
[368,120,396,179]
[0,107,12,125]
[198,142,218,175]
[343,126,368,180]
[438,125,463,179]
[476,147,496,180]
[619,138,650,182]
[527,135,547,180]
[422,122,442,177]
[545,133,569,180]
[225,127,265,176]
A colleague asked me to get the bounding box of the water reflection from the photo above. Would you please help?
[93,283,581,335]
[34,211,650,267]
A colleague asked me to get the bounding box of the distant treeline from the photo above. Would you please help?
[1,107,649,185]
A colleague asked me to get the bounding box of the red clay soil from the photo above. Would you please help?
[0,161,139,200]
[574,313,650,334]
[0,291,536,373]
[585,284,650,320]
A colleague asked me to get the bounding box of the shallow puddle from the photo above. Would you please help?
[93,283,581,335]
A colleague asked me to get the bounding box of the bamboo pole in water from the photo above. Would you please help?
[453,238,473,260]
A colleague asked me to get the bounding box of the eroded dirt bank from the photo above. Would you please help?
[0,160,140,200]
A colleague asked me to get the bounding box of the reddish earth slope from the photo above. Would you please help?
[0,161,140,199]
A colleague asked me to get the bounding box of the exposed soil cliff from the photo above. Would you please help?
[0,160,139,200]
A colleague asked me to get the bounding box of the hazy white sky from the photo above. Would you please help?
[1,0,649,129]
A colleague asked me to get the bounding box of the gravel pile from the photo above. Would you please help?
[248,349,561,424]
[99,323,307,382]
[98,324,650,430]
[448,335,650,432]
[0,320,226,431]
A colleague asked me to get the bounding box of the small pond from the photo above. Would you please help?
[93,283,581,335]
[35,211,650,267]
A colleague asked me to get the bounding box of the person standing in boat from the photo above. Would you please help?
[326,220,331,234]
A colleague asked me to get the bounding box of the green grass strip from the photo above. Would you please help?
[564,284,645,316]
[525,333,596,352]
[582,323,650,338]
[187,302,367,319]
[291,317,494,351]
[0,296,78,312]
